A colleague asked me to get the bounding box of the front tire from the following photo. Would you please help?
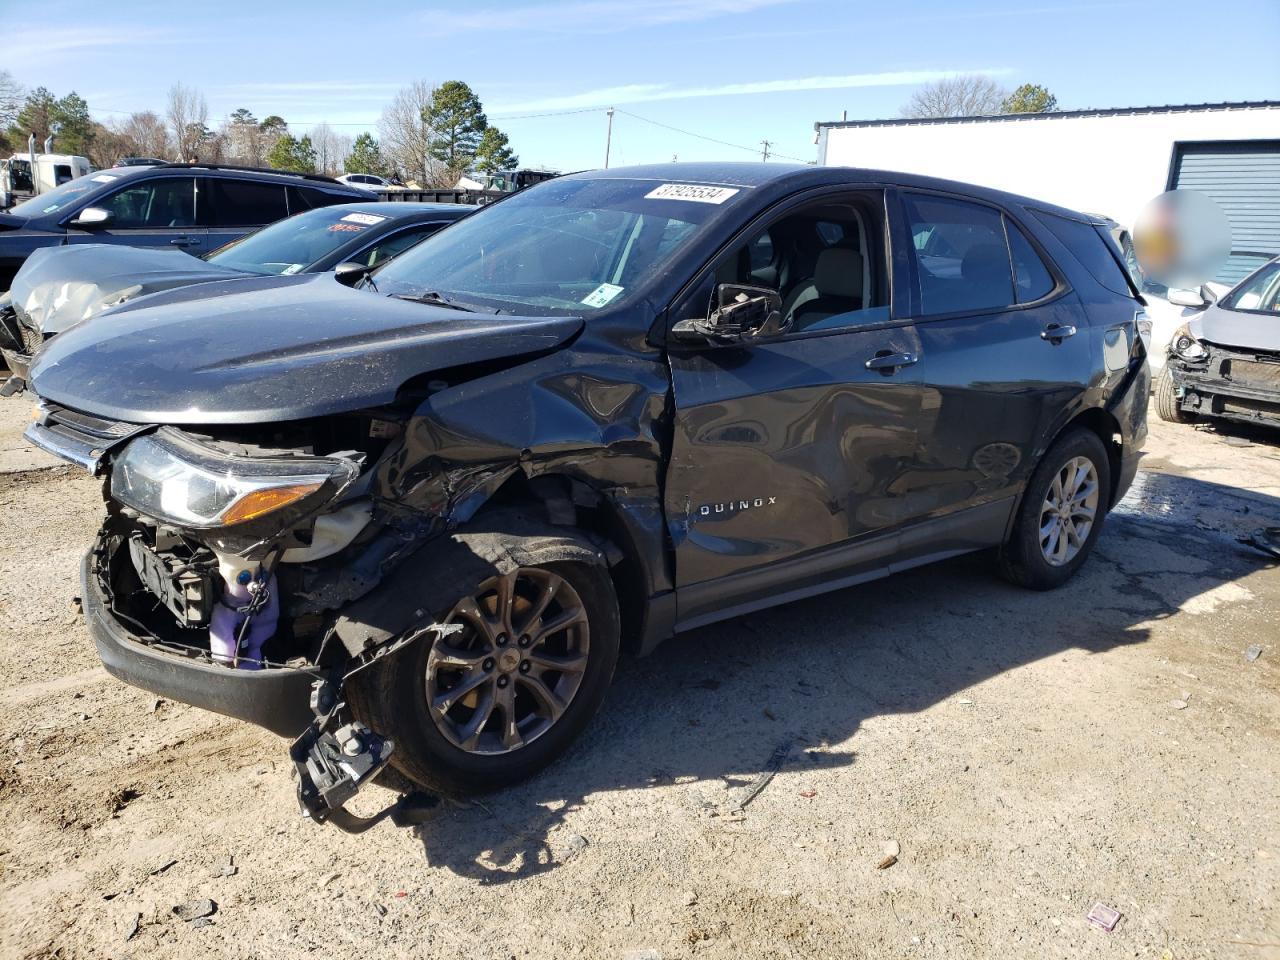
[998,428,1112,590]
[1155,366,1192,423]
[351,531,620,796]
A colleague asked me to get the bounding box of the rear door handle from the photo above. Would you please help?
[1041,323,1077,343]
[865,351,918,373]
[169,236,199,247]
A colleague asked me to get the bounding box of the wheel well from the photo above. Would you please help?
[470,471,654,654]
[1054,407,1124,505]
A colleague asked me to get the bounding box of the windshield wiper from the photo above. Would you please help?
[390,291,501,314]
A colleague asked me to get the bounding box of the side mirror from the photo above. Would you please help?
[1166,287,1207,309]
[69,206,113,228]
[334,261,371,287]
[1200,283,1221,305]
[671,283,785,343]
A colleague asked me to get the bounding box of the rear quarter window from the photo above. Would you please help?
[1032,211,1134,298]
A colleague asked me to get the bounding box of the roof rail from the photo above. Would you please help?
[149,162,343,185]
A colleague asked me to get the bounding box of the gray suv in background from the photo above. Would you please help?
[0,163,371,291]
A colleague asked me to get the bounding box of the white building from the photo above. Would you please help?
[815,101,1280,284]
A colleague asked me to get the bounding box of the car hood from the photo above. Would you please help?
[1190,302,1280,353]
[11,244,252,335]
[29,273,584,424]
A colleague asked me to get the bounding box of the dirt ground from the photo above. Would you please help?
[0,393,1276,960]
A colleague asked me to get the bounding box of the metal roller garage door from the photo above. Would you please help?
[1169,139,1280,284]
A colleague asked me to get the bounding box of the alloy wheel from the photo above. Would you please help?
[425,568,590,756]
[1039,455,1100,567]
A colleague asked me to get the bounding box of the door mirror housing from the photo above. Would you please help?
[1166,286,1208,309]
[69,206,113,229]
[334,261,371,286]
[672,283,786,343]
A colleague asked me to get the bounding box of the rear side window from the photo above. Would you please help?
[209,179,289,227]
[290,186,353,212]
[1032,211,1133,297]
[1006,223,1055,303]
[903,194,1015,314]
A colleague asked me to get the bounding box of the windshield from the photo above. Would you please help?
[207,206,392,275]
[1221,260,1280,315]
[371,177,731,315]
[7,170,121,217]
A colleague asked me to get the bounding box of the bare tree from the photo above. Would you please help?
[308,123,353,177]
[0,70,23,132]
[378,81,449,187]
[114,111,172,159]
[166,83,209,160]
[901,74,1009,119]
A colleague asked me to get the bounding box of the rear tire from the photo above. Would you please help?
[351,530,620,796]
[998,428,1111,591]
[1155,366,1192,423]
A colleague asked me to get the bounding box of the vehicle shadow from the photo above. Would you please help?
[406,472,1276,883]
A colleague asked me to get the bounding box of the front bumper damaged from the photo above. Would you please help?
[1169,344,1280,428]
[83,535,444,832]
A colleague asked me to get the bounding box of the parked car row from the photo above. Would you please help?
[16,162,1150,831]
[0,162,373,292]
[0,201,471,387]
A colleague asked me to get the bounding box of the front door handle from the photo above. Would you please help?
[169,236,199,247]
[1041,323,1077,343]
[865,350,918,374]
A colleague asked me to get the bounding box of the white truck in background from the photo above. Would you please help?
[0,137,92,209]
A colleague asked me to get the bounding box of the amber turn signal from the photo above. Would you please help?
[220,482,324,525]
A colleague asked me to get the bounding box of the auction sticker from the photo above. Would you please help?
[581,283,624,308]
[341,212,387,225]
[90,174,118,183]
[645,183,739,204]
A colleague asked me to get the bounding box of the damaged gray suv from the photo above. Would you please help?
[26,164,1149,830]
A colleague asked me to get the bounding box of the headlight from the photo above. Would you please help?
[111,427,358,528]
[1170,324,1207,361]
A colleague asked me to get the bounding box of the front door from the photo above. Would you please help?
[66,176,207,252]
[664,189,924,626]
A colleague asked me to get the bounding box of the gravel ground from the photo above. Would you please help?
[0,394,1276,960]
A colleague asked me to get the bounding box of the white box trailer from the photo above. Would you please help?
[816,101,1280,285]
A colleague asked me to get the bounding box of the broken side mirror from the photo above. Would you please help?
[334,261,371,287]
[671,283,785,344]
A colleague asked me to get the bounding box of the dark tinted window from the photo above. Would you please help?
[1006,222,1055,303]
[903,194,1014,314]
[101,177,197,228]
[209,179,288,227]
[289,186,352,212]
[1032,211,1133,297]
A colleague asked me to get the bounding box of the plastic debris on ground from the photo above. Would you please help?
[1245,644,1264,662]
[1085,902,1121,932]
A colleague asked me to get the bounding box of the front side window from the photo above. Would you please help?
[707,192,890,333]
[372,177,731,315]
[209,179,289,227]
[100,177,197,228]
[207,206,393,275]
[1221,260,1280,314]
[903,193,1016,315]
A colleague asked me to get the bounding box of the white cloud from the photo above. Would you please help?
[492,69,1016,113]
[1,27,176,71]
[444,0,801,33]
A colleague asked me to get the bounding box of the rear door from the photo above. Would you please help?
[65,175,206,252]
[665,187,926,626]
[204,177,291,252]
[897,191,1094,548]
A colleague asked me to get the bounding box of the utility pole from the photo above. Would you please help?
[760,139,772,162]
[604,107,615,169]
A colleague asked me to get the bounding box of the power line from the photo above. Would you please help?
[614,109,810,163]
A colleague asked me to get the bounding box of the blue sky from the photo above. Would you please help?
[4,0,1278,171]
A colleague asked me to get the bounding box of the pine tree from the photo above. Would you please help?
[424,80,487,175]
[474,126,518,174]
[346,132,389,177]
